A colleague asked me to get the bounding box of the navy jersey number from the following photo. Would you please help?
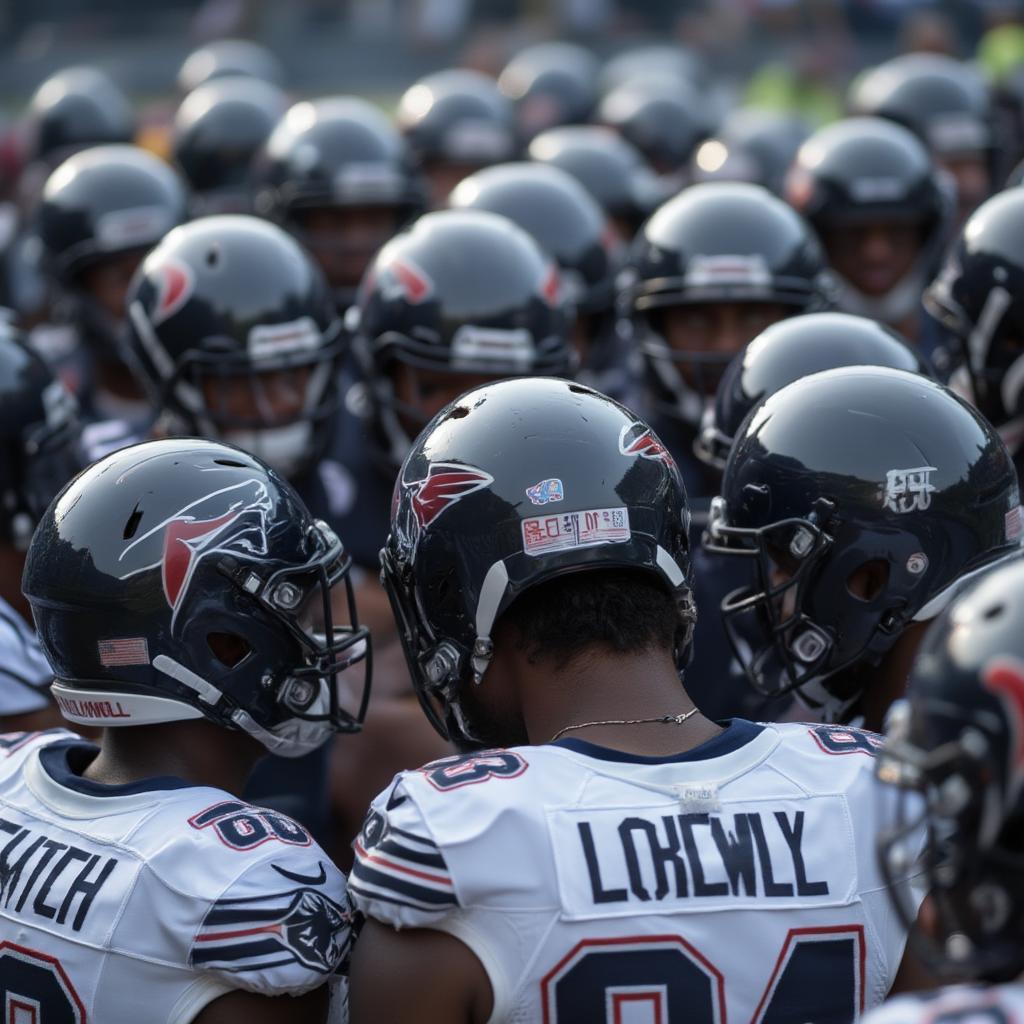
[0,943,84,1022]
[541,927,863,1024]
[421,750,527,791]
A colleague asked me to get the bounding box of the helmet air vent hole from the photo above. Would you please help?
[447,406,469,420]
[214,458,247,468]
[207,631,252,668]
[983,603,1004,621]
[206,244,220,268]
[123,505,144,540]
[846,559,890,602]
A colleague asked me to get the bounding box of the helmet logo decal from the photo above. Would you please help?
[409,462,493,529]
[387,258,433,304]
[152,258,195,325]
[162,509,242,611]
[541,263,561,306]
[619,423,674,466]
[882,466,937,514]
[525,478,564,505]
[118,478,272,622]
[982,657,1024,794]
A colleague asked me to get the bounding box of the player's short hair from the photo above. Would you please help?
[501,569,690,668]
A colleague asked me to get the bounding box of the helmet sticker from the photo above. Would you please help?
[525,478,564,506]
[97,637,150,667]
[906,552,929,575]
[882,466,937,514]
[522,506,629,557]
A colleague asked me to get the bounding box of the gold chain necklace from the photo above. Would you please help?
[550,707,699,743]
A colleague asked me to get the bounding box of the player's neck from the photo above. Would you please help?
[81,720,266,795]
[858,620,929,733]
[521,648,722,756]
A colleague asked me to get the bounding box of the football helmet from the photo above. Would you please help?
[172,75,288,214]
[786,116,953,325]
[398,69,517,170]
[252,97,423,298]
[24,66,136,166]
[696,313,931,470]
[0,321,81,551]
[22,438,369,755]
[449,161,623,316]
[599,45,704,96]
[381,376,693,744]
[527,125,667,236]
[877,556,1024,981]
[351,208,573,468]
[177,38,284,94]
[123,215,344,478]
[925,187,1024,428]
[623,182,832,428]
[36,144,188,362]
[498,42,599,140]
[689,108,809,196]
[597,77,712,175]
[849,53,992,159]
[705,366,1021,719]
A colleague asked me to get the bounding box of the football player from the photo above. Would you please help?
[705,366,1021,729]
[863,556,1024,1024]
[347,377,927,1023]
[3,437,367,1022]
[0,322,81,731]
[786,117,953,353]
[620,181,832,503]
[925,186,1024,480]
[32,144,188,420]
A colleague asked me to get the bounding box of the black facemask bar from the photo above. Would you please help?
[379,543,465,742]
[221,519,372,734]
[704,495,837,698]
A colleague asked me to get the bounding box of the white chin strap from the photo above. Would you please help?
[831,268,925,327]
[223,422,314,478]
[230,706,334,758]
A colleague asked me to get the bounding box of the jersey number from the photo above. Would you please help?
[0,943,85,1022]
[188,801,312,850]
[540,926,864,1024]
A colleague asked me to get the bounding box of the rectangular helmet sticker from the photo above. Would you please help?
[522,507,630,558]
[98,637,150,667]
[1007,505,1022,542]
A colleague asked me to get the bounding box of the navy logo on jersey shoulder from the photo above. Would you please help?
[192,885,349,976]
[808,724,884,757]
[419,749,528,791]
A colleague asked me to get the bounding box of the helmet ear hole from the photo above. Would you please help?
[207,631,252,668]
[846,559,890,602]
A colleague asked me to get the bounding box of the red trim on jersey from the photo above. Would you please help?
[353,841,454,887]
[749,925,866,1024]
[194,924,283,942]
[612,991,663,1024]
[540,935,726,1024]
[0,941,87,1021]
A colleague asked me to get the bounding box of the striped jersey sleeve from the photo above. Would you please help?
[189,851,352,997]
[348,779,459,929]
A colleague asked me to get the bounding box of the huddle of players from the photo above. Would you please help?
[0,34,1022,1024]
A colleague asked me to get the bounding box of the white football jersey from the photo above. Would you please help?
[862,983,1024,1024]
[0,730,350,1022]
[351,719,926,1024]
[0,596,52,718]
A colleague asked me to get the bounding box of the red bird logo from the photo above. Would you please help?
[162,510,241,611]
[982,656,1024,787]
[152,259,195,325]
[618,423,673,465]
[409,462,494,529]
